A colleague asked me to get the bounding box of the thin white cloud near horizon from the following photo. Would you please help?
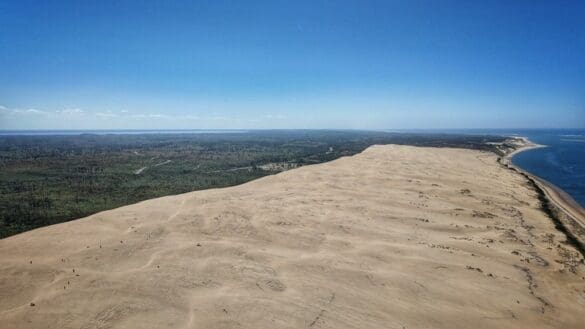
[0,104,291,130]
[1,95,583,130]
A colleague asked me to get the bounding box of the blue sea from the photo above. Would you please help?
[509,129,585,208]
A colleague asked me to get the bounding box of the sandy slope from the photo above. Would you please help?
[1,145,584,329]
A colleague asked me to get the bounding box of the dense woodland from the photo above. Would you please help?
[0,130,506,238]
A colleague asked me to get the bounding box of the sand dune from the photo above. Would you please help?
[1,145,583,329]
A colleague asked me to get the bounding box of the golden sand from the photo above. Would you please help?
[1,145,583,329]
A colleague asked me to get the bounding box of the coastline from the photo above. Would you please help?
[1,144,583,328]
[501,137,585,254]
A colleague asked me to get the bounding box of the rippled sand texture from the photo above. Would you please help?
[1,145,583,329]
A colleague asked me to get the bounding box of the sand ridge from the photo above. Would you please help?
[0,145,584,329]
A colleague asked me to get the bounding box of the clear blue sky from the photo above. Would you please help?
[1,0,583,129]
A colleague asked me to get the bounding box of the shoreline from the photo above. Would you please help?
[2,144,583,328]
[501,137,585,254]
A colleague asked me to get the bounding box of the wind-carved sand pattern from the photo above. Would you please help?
[0,145,584,329]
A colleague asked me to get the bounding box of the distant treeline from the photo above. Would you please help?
[0,130,506,238]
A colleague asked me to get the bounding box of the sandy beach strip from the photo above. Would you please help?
[501,137,585,253]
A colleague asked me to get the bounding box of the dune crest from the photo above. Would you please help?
[1,145,583,329]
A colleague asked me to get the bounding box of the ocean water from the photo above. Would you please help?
[509,129,585,208]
